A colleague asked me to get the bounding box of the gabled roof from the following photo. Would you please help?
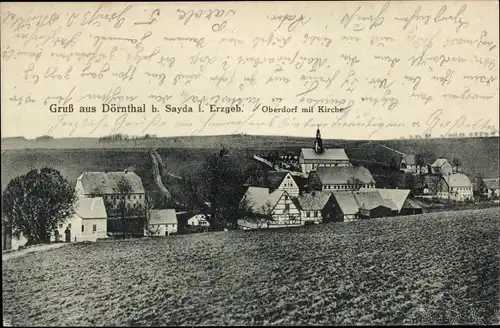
[403,155,415,165]
[483,178,499,189]
[296,192,332,211]
[354,191,387,210]
[333,193,360,215]
[300,148,349,163]
[358,188,411,212]
[431,159,450,168]
[403,198,424,209]
[315,166,375,185]
[77,171,145,194]
[149,209,177,225]
[74,197,107,219]
[241,187,287,214]
[442,173,472,187]
[244,171,295,190]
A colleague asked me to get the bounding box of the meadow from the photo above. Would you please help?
[3,207,499,326]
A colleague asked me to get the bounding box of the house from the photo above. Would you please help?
[400,198,424,215]
[61,197,108,242]
[146,209,178,236]
[299,128,350,175]
[399,154,429,174]
[310,166,376,192]
[244,171,301,197]
[431,159,453,175]
[436,173,473,201]
[400,154,417,173]
[75,170,146,235]
[296,191,335,224]
[187,214,211,228]
[331,191,396,221]
[356,191,396,219]
[358,188,411,214]
[238,187,301,229]
[482,178,499,199]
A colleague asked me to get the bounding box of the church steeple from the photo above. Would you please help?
[314,126,324,154]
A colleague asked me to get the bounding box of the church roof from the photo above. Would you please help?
[299,148,349,163]
[315,166,375,185]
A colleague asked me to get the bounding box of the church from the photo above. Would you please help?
[299,128,351,176]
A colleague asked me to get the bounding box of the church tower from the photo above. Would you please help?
[314,126,324,154]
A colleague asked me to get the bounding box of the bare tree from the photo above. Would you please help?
[452,158,461,173]
[113,177,133,239]
[347,176,365,189]
[143,192,155,237]
[242,199,274,229]
[415,153,426,174]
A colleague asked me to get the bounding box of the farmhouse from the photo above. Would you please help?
[358,188,411,214]
[401,198,424,215]
[296,191,335,224]
[431,159,453,175]
[310,166,376,192]
[330,191,397,221]
[238,187,301,229]
[187,214,211,228]
[58,197,108,242]
[75,170,146,235]
[299,128,350,175]
[436,173,473,202]
[398,154,429,174]
[244,171,302,197]
[146,209,178,236]
[482,178,499,199]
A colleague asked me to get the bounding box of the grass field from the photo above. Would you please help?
[3,207,499,326]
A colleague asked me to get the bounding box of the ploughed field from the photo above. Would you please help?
[3,207,499,325]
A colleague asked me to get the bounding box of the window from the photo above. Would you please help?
[68,224,71,228]
[81,225,84,232]
[133,195,136,199]
[306,211,311,218]
[128,195,131,199]
[285,195,288,200]
[93,224,97,232]
[314,211,319,217]
[285,204,290,211]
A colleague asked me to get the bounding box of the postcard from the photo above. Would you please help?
[1,1,499,326]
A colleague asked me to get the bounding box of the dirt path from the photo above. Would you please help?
[2,243,68,261]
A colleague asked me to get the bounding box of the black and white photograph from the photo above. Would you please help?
[1,1,499,326]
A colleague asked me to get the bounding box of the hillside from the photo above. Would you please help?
[1,137,498,194]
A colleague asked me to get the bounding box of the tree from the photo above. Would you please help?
[241,198,274,229]
[452,158,461,173]
[143,192,155,237]
[389,157,400,172]
[415,153,426,174]
[180,148,250,230]
[347,176,364,189]
[2,168,76,245]
[113,177,133,239]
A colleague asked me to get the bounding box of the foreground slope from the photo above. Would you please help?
[3,207,499,325]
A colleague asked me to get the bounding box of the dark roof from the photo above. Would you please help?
[315,166,375,185]
[77,171,145,194]
[244,171,303,190]
[403,198,423,209]
[483,178,499,189]
[403,155,415,165]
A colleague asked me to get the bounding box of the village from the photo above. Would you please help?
[2,128,499,250]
